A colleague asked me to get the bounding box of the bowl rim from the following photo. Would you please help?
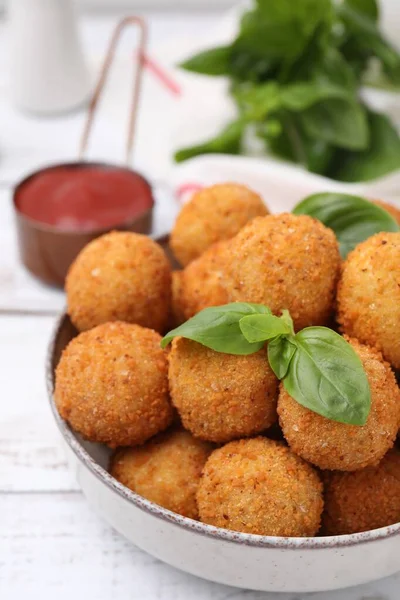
[47,312,400,550]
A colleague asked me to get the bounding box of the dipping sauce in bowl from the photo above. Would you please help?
[13,162,154,287]
[15,165,153,232]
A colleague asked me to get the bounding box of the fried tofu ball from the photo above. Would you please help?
[55,322,173,447]
[170,183,268,266]
[197,438,323,537]
[373,200,400,225]
[337,232,400,369]
[110,429,212,519]
[323,449,400,535]
[224,214,341,331]
[176,240,231,322]
[168,338,278,443]
[278,339,400,471]
[66,231,171,333]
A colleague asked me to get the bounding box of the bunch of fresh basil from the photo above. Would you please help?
[162,303,371,426]
[292,191,400,257]
[176,0,400,182]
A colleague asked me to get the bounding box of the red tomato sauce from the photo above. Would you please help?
[15,165,153,231]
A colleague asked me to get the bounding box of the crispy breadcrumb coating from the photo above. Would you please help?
[110,429,212,519]
[278,338,400,471]
[174,240,231,322]
[55,322,173,447]
[168,338,278,443]
[66,231,171,333]
[170,183,268,266]
[323,449,400,535]
[337,232,400,369]
[224,214,341,331]
[197,437,323,537]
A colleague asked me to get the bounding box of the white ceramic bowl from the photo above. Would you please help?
[47,313,400,594]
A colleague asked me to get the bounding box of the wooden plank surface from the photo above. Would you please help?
[0,315,74,492]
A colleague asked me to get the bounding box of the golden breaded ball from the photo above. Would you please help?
[323,449,400,535]
[110,429,212,519]
[197,438,323,537]
[175,240,231,322]
[55,322,173,447]
[170,183,268,266]
[373,200,400,225]
[168,338,278,443]
[278,339,400,471]
[66,231,171,333]
[224,214,341,331]
[337,232,400,369]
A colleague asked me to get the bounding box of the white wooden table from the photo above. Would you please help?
[1,9,400,600]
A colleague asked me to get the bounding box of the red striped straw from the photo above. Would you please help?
[139,51,182,96]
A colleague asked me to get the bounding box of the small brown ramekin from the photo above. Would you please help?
[13,162,154,288]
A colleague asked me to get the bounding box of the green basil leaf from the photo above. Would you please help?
[280,309,295,335]
[233,82,281,121]
[283,327,371,425]
[362,62,400,92]
[338,3,400,82]
[268,336,297,379]
[299,98,369,150]
[173,0,400,182]
[344,0,378,21]
[280,82,351,111]
[313,47,357,91]
[174,119,245,163]
[236,15,305,62]
[255,0,332,25]
[180,46,233,76]
[293,191,400,258]
[161,303,271,354]
[229,47,278,83]
[239,314,292,343]
[236,0,331,65]
[265,112,336,174]
[280,22,328,83]
[255,118,283,140]
[300,139,336,175]
[332,111,400,182]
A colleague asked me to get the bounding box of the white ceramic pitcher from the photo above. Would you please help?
[8,0,91,114]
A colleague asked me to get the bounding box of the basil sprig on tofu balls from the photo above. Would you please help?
[162,303,371,426]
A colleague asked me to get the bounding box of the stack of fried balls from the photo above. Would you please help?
[55,183,400,538]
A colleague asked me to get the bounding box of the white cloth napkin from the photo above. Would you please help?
[169,154,400,213]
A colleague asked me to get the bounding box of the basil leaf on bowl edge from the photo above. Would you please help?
[293,191,400,257]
